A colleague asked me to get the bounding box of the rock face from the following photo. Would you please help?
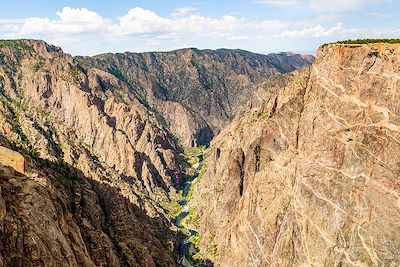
[0,40,312,266]
[78,49,314,146]
[0,40,183,266]
[0,146,25,174]
[191,43,400,266]
[0,143,176,267]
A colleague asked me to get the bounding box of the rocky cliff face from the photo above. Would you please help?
[0,139,176,267]
[191,43,400,266]
[0,40,186,266]
[0,39,313,266]
[78,49,314,146]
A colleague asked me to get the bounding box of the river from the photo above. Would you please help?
[175,152,204,267]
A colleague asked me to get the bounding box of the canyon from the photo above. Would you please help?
[0,39,399,267]
[77,49,313,147]
[0,39,312,266]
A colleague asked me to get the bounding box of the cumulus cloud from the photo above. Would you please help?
[273,21,400,40]
[6,6,284,40]
[101,7,284,38]
[110,7,172,36]
[19,7,109,35]
[1,4,397,55]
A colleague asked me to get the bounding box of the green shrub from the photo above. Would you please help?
[32,57,45,72]
[0,40,33,51]
[336,38,400,44]
[69,66,81,85]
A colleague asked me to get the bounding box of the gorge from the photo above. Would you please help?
[0,39,400,267]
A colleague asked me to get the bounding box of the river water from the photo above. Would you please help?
[175,152,204,267]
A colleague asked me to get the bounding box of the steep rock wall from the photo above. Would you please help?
[78,49,314,146]
[0,40,185,266]
[192,43,400,266]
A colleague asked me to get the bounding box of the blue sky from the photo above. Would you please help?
[0,0,399,55]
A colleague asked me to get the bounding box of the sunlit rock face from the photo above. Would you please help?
[0,146,25,174]
[78,49,314,147]
[192,43,400,266]
[0,40,181,266]
[0,39,313,267]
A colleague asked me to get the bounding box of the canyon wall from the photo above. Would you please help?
[0,40,312,266]
[78,50,313,146]
[192,43,400,266]
[0,40,183,266]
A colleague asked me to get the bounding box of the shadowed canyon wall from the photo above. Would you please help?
[78,50,313,146]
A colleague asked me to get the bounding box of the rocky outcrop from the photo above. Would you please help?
[0,40,185,213]
[0,142,176,267]
[0,40,184,266]
[78,49,314,146]
[191,43,400,266]
[0,146,24,174]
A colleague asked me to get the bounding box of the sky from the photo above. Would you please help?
[0,0,399,56]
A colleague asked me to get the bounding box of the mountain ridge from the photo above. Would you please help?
[77,47,314,146]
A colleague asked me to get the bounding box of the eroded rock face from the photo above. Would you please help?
[0,151,176,267]
[0,39,313,266]
[192,43,400,266]
[0,146,24,174]
[0,40,182,266]
[0,40,185,212]
[78,49,314,146]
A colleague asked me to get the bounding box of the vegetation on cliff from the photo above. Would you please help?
[336,38,400,44]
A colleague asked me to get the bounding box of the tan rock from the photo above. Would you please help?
[0,40,179,266]
[192,43,400,266]
[0,146,25,174]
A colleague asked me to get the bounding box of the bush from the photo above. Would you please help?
[336,39,400,44]
[0,40,33,51]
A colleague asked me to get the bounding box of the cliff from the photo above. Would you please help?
[78,49,314,146]
[0,40,184,266]
[0,139,176,266]
[191,43,400,266]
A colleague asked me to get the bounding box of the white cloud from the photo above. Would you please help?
[228,35,250,40]
[172,7,197,17]
[0,18,27,24]
[273,22,350,38]
[308,0,369,12]
[364,12,391,18]
[257,0,374,12]
[1,4,398,55]
[110,7,172,36]
[20,7,109,35]
[109,7,284,38]
[0,6,286,50]
[273,21,400,40]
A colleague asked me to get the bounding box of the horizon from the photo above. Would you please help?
[0,1,399,56]
[2,38,320,57]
